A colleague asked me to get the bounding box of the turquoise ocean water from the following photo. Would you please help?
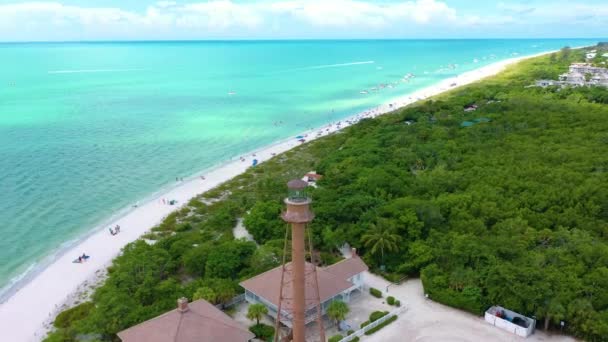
[0,39,600,298]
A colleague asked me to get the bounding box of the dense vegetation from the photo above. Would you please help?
[47,46,608,341]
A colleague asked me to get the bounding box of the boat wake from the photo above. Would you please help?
[47,68,144,74]
[289,61,375,72]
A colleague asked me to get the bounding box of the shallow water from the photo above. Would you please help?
[0,39,599,295]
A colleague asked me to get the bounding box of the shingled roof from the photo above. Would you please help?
[117,298,254,342]
[323,254,368,281]
[239,254,367,312]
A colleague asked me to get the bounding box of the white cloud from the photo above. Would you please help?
[0,0,606,40]
[156,1,176,8]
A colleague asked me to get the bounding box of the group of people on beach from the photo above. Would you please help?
[75,253,89,263]
[109,225,121,236]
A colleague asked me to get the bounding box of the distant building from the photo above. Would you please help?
[240,248,368,328]
[534,63,608,88]
[464,104,478,112]
[534,80,559,87]
[303,171,323,184]
[117,298,255,342]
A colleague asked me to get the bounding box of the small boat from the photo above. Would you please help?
[296,135,304,139]
[228,91,236,95]
[359,90,369,94]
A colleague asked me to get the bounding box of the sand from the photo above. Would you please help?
[0,50,558,342]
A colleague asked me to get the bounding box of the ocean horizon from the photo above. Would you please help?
[0,38,600,299]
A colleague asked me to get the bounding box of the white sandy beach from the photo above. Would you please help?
[0,50,556,342]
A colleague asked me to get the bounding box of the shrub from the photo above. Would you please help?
[369,287,382,298]
[395,300,401,307]
[328,334,343,342]
[341,330,359,342]
[387,296,395,305]
[53,302,94,328]
[369,311,388,322]
[364,315,398,335]
[249,323,274,340]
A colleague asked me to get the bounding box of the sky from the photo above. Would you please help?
[0,0,606,41]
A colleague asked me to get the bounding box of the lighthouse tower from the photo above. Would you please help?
[274,179,324,342]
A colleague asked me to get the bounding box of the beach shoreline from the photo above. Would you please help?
[0,48,568,342]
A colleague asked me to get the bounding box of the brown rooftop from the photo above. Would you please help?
[240,255,367,313]
[322,251,368,281]
[117,298,254,342]
[305,173,323,181]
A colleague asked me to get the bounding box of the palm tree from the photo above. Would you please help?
[361,221,401,265]
[247,303,268,325]
[326,300,349,329]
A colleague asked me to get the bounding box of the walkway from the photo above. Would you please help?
[361,272,576,342]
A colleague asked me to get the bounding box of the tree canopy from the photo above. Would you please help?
[46,45,608,342]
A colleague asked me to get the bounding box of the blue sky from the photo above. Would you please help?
[0,0,606,41]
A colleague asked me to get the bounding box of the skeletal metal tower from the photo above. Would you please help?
[274,179,325,342]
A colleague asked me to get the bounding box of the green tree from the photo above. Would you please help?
[193,287,217,304]
[361,221,401,264]
[243,201,284,243]
[247,303,268,325]
[327,300,350,329]
[183,244,210,277]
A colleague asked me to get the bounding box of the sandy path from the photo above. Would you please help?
[362,273,576,342]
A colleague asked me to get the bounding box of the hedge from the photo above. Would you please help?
[369,311,388,322]
[364,315,398,335]
[328,334,343,342]
[369,287,382,298]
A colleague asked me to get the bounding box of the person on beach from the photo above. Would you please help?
[77,256,82,263]
[115,225,120,234]
[109,227,115,236]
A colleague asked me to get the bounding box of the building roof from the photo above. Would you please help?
[305,173,323,181]
[240,256,367,312]
[323,255,369,281]
[117,299,254,342]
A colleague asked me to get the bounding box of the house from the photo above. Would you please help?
[303,171,323,185]
[240,248,368,328]
[464,104,478,112]
[535,79,559,87]
[548,63,608,87]
[117,298,255,342]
